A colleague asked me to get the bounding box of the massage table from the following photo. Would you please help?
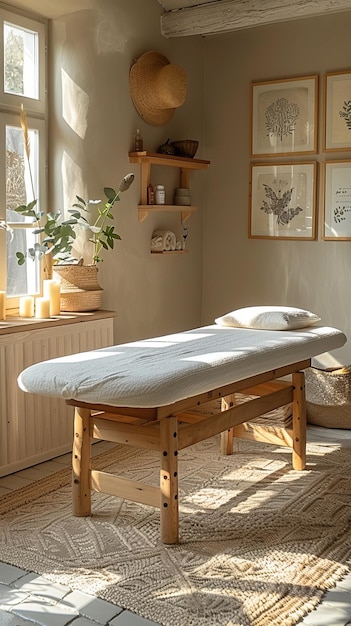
[18,324,346,544]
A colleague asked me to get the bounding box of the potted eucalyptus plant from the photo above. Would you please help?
[11,106,134,311]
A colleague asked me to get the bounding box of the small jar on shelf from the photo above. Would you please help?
[155,185,165,205]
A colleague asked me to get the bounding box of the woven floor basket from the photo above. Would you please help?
[305,366,351,428]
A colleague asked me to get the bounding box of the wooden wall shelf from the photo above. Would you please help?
[128,151,210,222]
[138,204,198,223]
[151,250,189,255]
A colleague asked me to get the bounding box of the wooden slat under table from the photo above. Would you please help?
[67,358,309,545]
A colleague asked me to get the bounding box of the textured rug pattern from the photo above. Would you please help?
[1,437,351,626]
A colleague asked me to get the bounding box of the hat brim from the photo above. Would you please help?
[129,51,177,127]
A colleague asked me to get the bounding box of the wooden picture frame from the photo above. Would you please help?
[323,160,351,239]
[249,162,317,240]
[324,70,351,152]
[250,75,318,157]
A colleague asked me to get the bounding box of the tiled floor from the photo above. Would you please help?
[1,429,351,626]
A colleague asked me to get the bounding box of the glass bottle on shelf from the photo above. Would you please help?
[147,183,155,205]
[134,128,143,152]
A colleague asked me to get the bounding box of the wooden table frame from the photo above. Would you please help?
[67,358,309,544]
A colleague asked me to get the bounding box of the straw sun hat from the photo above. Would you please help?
[129,51,187,126]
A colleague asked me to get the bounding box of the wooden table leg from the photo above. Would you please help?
[160,416,179,544]
[292,371,306,471]
[220,395,235,455]
[72,406,92,516]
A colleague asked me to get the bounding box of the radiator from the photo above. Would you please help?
[0,315,114,476]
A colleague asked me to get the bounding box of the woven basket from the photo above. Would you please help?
[305,366,351,428]
[53,264,102,312]
[171,139,199,158]
[53,265,101,291]
[59,289,102,312]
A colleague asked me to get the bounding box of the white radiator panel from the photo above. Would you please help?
[0,317,113,476]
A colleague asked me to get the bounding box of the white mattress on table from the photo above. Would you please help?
[18,325,346,408]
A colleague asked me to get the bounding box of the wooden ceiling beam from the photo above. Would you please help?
[160,0,351,37]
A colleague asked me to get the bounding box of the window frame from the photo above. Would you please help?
[0,4,47,312]
[0,6,46,115]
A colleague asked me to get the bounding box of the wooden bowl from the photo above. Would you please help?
[171,139,199,158]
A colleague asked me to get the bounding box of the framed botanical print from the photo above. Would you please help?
[324,70,351,151]
[323,160,351,239]
[250,75,318,157]
[249,162,317,240]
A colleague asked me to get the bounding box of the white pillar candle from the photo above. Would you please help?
[0,291,5,321]
[35,297,50,319]
[43,279,61,316]
[19,296,34,318]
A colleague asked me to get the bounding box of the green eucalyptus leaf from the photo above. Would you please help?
[104,187,117,201]
[68,210,82,219]
[75,195,86,205]
[62,218,78,226]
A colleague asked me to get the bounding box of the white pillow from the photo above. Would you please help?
[215,306,321,331]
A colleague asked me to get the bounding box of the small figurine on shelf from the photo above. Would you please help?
[157,139,175,155]
[182,223,188,250]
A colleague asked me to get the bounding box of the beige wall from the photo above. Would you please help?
[202,12,351,365]
[47,2,351,364]
[48,0,205,343]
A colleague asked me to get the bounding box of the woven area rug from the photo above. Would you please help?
[1,437,351,626]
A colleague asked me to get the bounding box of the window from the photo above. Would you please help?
[0,6,46,312]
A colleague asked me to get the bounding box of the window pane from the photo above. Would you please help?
[4,21,38,99]
[5,123,40,297]
[6,124,39,222]
[6,228,40,297]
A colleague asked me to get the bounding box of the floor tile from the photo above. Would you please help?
[51,453,72,466]
[12,597,79,626]
[322,588,351,611]
[302,604,351,626]
[70,618,102,626]
[338,574,351,593]
[0,583,29,607]
[63,590,122,623]
[0,613,37,625]
[0,475,32,490]
[15,465,61,481]
[110,610,161,626]
[0,563,29,585]
[14,573,71,602]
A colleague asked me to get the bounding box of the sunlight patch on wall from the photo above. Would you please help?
[62,151,90,262]
[95,7,128,54]
[62,68,89,139]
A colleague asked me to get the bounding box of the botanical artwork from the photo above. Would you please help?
[265,97,300,143]
[260,180,302,226]
[339,100,351,132]
[251,77,317,156]
[250,163,316,239]
[324,72,351,151]
[333,185,351,224]
[323,161,351,239]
